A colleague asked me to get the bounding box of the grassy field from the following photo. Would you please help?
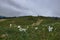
[0,16,60,40]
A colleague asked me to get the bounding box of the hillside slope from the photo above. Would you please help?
[0,16,60,40]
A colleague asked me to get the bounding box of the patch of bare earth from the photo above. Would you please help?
[0,33,8,39]
[32,19,43,26]
[0,19,7,22]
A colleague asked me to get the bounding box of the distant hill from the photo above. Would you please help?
[0,16,15,19]
[0,15,60,19]
[0,16,6,19]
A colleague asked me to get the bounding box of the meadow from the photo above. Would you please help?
[0,16,60,40]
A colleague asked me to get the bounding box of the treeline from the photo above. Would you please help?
[0,16,60,20]
[0,16,17,19]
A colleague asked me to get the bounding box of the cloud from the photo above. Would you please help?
[0,0,60,17]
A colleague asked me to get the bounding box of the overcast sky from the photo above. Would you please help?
[0,0,60,17]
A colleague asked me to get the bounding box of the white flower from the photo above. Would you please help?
[35,27,38,30]
[27,26,29,28]
[19,28,27,32]
[48,26,53,32]
[19,28,23,31]
[10,24,12,27]
[17,26,21,28]
[22,29,27,32]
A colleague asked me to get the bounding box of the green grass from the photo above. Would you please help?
[0,16,60,40]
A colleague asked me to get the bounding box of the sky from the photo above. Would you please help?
[0,0,60,17]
